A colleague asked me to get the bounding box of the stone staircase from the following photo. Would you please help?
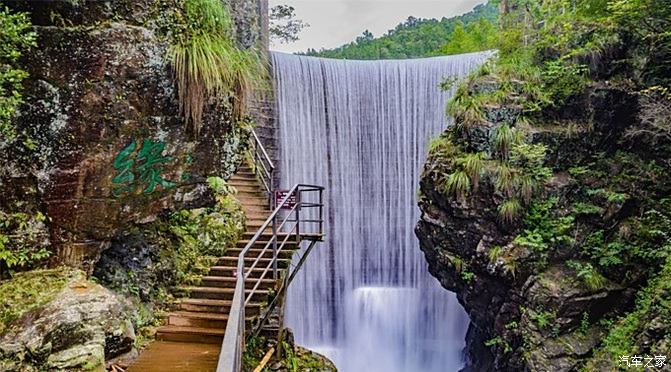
[127,165,296,371]
[155,165,296,344]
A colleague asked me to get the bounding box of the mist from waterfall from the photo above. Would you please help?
[271,51,492,372]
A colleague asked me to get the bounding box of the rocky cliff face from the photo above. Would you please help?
[416,75,671,371]
[0,0,264,273]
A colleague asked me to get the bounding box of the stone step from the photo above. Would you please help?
[216,256,290,268]
[208,266,278,278]
[242,231,296,240]
[227,247,295,259]
[177,298,263,314]
[232,185,266,194]
[168,311,255,329]
[228,179,263,187]
[200,275,276,289]
[236,196,269,207]
[229,174,257,182]
[236,240,298,248]
[243,211,273,220]
[179,286,272,301]
[155,325,224,344]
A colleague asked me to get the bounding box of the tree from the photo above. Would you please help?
[269,5,309,44]
[356,30,374,44]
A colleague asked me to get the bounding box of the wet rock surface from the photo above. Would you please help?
[0,271,135,371]
[416,81,670,371]
[0,1,252,273]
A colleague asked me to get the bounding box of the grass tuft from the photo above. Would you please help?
[457,152,486,190]
[444,170,471,200]
[498,198,522,223]
[168,0,266,135]
[493,124,516,157]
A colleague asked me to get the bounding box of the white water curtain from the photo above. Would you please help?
[271,51,492,372]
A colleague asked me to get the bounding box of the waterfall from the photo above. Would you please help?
[271,51,492,372]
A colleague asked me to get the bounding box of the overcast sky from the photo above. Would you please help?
[269,0,487,53]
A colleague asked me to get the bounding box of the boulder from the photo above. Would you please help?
[0,270,135,371]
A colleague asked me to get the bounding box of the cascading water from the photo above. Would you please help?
[271,51,492,372]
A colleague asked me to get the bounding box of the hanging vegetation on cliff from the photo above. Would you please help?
[418,0,671,370]
[164,0,266,134]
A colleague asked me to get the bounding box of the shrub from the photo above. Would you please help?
[0,6,36,140]
[0,211,50,273]
[493,124,515,157]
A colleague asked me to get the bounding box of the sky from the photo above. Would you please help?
[269,0,487,53]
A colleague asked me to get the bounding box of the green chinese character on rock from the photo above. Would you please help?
[111,138,177,197]
[135,139,176,193]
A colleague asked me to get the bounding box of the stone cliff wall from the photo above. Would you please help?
[416,76,671,371]
[0,0,268,272]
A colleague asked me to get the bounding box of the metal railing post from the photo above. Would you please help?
[295,205,300,244]
[272,213,278,280]
[319,189,324,236]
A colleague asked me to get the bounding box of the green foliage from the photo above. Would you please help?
[494,162,516,197]
[242,335,269,371]
[168,179,245,285]
[513,197,574,253]
[579,312,590,335]
[484,336,512,353]
[498,198,522,223]
[567,260,605,290]
[165,0,265,133]
[587,255,671,369]
[530,310,556,330]
[607,0,671,85]
[572,202,604,216]
[488,245,503,263]
[0,6,36,140]
[427,135,457,157]
[0,211,50,272]
[440,18,498,55]
[509,143,551,181]
[541,60,588,106]
[304,3,497,59]
[456,152,486,190]
[461,270,475,284]
[269,5,309,44]
[0,268,77,333]
[447,85,486,127]
[443,170,471,200]
[493,124,516,157]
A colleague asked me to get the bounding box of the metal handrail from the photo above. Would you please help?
[217,183,325,372]
[250,130,275,208]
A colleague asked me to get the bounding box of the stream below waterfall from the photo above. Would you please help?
[271,51,492,372]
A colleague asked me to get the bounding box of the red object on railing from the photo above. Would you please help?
[274,189,299,210]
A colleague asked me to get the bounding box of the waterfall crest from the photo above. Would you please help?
[271,51,492,372]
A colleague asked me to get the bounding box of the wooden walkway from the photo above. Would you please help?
[126,341,219,372]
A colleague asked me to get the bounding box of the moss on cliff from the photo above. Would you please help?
[0,268,78,334]
[417,1,671,371]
